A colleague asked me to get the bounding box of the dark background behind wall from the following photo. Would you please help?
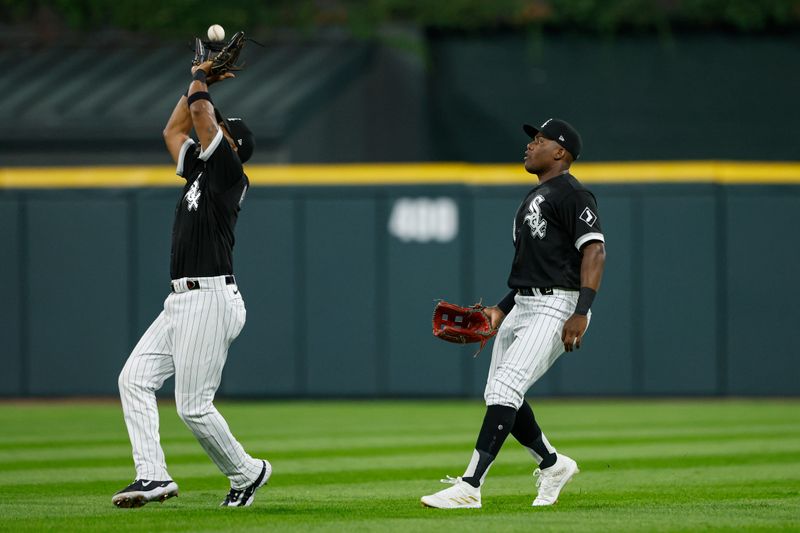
[1,33,798,165]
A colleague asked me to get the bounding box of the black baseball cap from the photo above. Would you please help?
[523,118,582,160]
[214,108,255,163]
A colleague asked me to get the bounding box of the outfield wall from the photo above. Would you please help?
[1,162,798,397]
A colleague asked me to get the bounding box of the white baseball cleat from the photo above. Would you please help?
[532,454,579,506]
[420,475,482,509]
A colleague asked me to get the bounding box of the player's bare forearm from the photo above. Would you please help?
[579,241,606,291]
[562,242,606,352]
[188,61,221,151]
[163,95,192,164]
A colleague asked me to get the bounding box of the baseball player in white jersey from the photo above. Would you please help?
[421,118,606,509]
[112,60,269,508]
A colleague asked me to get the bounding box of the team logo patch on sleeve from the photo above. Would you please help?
[579,207,597,226]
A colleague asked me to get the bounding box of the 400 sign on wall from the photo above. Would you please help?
[388,197,458,243]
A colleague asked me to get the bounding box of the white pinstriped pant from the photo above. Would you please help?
[118,275,263,488]
[485,290,591,408]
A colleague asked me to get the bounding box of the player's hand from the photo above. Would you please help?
[483,306,506,330]
[561,314,588,352]
[206,72,235,86]
[191,60,214,76]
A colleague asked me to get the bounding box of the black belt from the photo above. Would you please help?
[171,275,236,292]
[518,287,554,296]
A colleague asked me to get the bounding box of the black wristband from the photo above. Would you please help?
[192,69,207,83]
[187,91,212,107]
[575,287,596,315]
[497,289,517,315]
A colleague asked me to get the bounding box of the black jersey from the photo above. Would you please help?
[170,129,249,280]
[508,172,604,290]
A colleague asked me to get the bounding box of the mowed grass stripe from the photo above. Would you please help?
[3,443,800,487]
[3,432,800,473]
[1,464,796,506]
[3,419,799,455]
[0,400,798,532]
[0,421,800,450]
[1,470,797,532]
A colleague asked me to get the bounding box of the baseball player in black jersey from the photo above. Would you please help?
[113,60,270,508]
[422,118,606,509]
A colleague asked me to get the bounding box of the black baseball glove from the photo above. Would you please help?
[192,31,247,76]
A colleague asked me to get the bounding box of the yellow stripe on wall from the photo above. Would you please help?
[1,161,799,188]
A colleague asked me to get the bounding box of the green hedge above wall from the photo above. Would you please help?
[3,0,799,39]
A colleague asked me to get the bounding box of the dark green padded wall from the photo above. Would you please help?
[725,188,800,395]
[25,194,130,395]
[0,199,22,394]
[640,189,719,394]
[1,183,798,397]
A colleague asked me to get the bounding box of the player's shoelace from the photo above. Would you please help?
[533,467,560,495]
[222,487,244,505]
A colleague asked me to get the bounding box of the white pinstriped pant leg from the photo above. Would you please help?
[485,305,519,395]
[484,291,587,408]
[118,310,175,481]
[170,284,262,489]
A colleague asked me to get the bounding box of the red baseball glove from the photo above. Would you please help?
[432,300,498,356]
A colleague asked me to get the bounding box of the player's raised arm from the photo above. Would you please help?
[162,94,192,165]
[187,60,220,153]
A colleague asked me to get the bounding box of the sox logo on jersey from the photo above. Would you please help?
[186,175,202,211]
[524,195,547,239]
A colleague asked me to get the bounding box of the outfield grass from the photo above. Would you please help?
[0,399,798,532]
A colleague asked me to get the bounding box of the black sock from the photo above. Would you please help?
[511,400,557,469]
[462,405,516,488]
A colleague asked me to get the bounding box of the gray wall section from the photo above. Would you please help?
[25,194,130,395]
[0,200,22,394]
[304,198,379,395]
[725,189,800,395]
[640,191,719,394]
[0,182,798,397]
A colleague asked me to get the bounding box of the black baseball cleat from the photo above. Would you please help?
[220,460,272,507]
[112,479,179,508]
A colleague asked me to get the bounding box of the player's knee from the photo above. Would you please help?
[117,364,135,395]
[484,373,526,409]
[175,400,195,422]
[175,395,211,424]
[484,389,523,409]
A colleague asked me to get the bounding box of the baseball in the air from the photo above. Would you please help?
[207,24,225,41]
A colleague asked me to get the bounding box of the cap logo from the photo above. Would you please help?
[558,135,565,141]
[541,118,553,128]
[237,139,243,145]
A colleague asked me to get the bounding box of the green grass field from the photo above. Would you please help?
[0,399,798,532]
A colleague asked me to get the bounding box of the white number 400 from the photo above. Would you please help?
[388,197,459,243]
